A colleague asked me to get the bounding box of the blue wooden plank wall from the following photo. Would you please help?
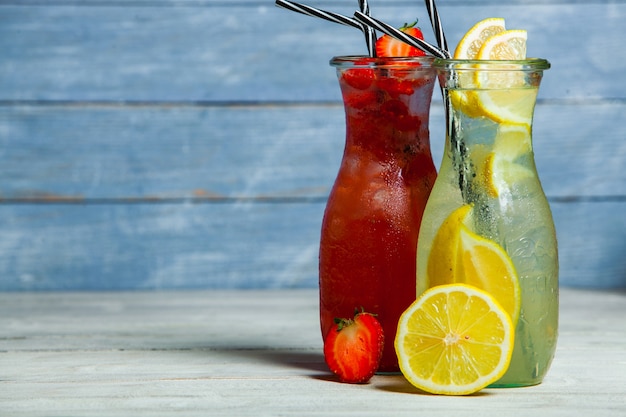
[0,0,624,290]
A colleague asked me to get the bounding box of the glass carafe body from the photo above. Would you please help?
[417,59,558,386]
[320,56,437,372]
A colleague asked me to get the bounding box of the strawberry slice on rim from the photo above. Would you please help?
[375,21,427,58]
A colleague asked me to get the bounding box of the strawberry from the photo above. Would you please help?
[380,99,421,132]
[342,68,376,90]
[377,76,416,98]
[323,309,384,383]
[341,57,376,90]
[343,90,378,109]
[375,21,427,57]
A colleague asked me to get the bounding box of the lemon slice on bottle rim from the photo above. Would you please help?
[453,17,507,60]
[472,30,533,125]
[477,29,527,61]
[450,18,507,118]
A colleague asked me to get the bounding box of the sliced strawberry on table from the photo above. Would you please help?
[375,21,427,58]
[323,309,384,384]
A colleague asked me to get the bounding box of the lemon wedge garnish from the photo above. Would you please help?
[476,29,527,61]
[450,18,507,118]
[426,204,521,326]
[471,29,534,125]
[395,283,514,395]
[454,17,506,60]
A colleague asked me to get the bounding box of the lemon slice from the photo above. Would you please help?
[477,29,527,61]
[478,124,533,197]
[426,204,521,325]
[472,30,534,125]
[482,152,534,198]
[451,18,506,117]
[454,17,506,59]
[427,204,473,288]
[492,123,532,161]
[395,283,514,395]
[457,224,521,325]
[449,88,483,119]
[473,87,537,125]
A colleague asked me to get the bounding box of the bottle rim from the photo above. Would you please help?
[433,58,550,71]
[330,55,435,69]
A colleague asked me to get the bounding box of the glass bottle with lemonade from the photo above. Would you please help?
[416,19,558,387]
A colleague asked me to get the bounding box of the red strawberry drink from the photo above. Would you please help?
[320,55,437,372]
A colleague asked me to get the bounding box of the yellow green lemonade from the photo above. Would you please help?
[416,59,558,387]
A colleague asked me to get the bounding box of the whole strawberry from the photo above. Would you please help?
[375,20,427,57]
[323,309,384,383]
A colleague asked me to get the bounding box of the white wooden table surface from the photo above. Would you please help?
[1,288,625,416]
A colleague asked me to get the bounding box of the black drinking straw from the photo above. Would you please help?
[358,0,377,57]
[419,1,472,204]
[423,0,449,54]
[353,11,449,58]
[275,0,361,30]
[276,0,377,56]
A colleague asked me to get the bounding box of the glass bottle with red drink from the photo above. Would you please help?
[320,56,437,372]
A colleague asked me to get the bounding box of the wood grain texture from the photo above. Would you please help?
[0,200,623,291]
[0,0,624,290]
[1,3,624,101]
[0,289,625,415]
[0,102,624,200]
